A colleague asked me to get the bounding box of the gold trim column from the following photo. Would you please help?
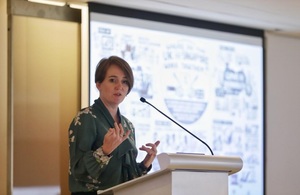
[0,0,10,194]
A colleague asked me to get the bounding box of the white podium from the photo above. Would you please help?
[98,153,243,195]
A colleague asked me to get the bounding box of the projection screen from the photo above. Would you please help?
[88,3,265,195]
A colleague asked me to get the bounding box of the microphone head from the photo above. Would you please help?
[140,97,146,103]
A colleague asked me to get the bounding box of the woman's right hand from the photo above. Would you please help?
[102,122,131,155]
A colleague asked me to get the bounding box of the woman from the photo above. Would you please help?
[68,56,160,195]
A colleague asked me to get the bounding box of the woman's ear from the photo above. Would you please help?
[96,82,101,91]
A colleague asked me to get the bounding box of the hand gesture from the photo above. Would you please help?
[140,140,160,168]
[102,122,131,155]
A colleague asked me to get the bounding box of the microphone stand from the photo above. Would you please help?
[140,97,214,155]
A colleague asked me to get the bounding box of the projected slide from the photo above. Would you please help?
[90,13,264,195]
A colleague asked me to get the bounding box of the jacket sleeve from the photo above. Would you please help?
[138,162,152,175]
[69,108,112,183]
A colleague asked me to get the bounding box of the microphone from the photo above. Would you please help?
[140,97,214,155]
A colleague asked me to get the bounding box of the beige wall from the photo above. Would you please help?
[11,15,80,194]
[265,32,300,195]
[0,0,9,194]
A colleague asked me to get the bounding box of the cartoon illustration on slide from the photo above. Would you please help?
[132,65,153,98]
[216,45,252,97]
[216,63,252,97]
[162,40,209,124]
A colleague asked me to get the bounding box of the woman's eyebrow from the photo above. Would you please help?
[107,75,127,79]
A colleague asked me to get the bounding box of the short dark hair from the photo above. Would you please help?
[95,56,134,94]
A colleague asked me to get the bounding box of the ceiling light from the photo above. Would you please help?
[28,0,66,6]
[68,2,87,9]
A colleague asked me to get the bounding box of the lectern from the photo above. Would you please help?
[97,153,243,195]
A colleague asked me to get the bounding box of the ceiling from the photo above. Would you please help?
[70,0,300,36]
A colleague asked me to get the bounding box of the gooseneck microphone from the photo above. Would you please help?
[140,97,214,155]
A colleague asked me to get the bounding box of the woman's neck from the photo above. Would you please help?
[100,98,119,123]
[109,109,119,123]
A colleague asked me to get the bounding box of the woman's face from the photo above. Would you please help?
[97,65,129,107]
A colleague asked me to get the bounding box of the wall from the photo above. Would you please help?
[265,32,300,195]
[11,15,80,194]
[0,0,9,194]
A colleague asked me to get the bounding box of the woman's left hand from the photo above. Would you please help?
[139,140,160,168]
